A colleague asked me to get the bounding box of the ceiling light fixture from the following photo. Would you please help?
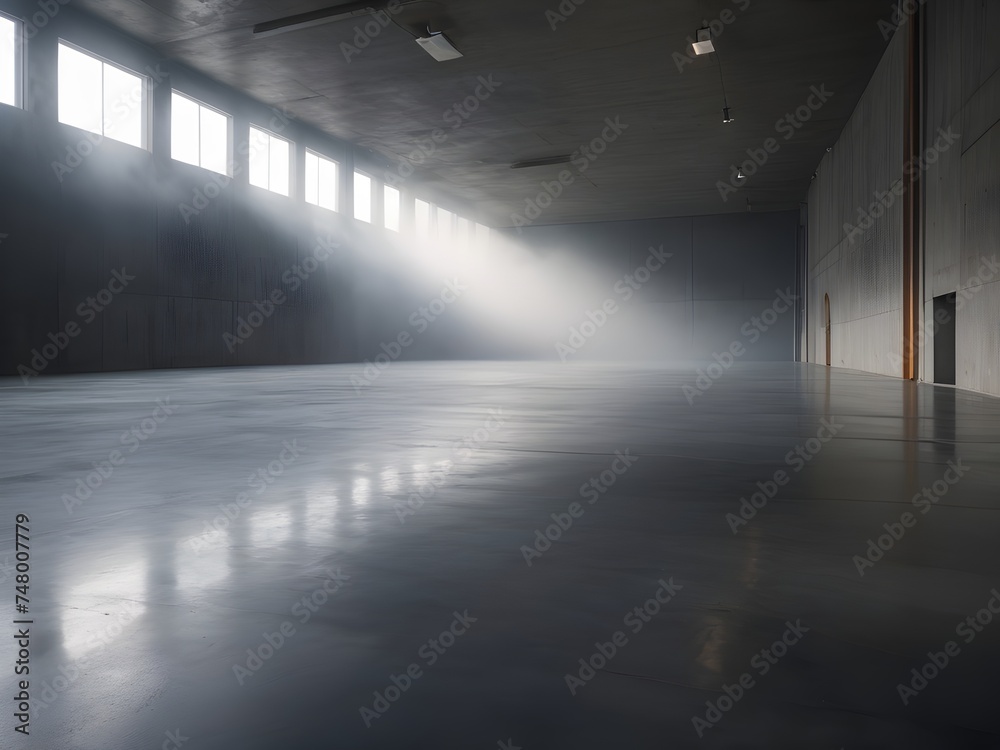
[510,155,573,169]
[415,31,463,61]
[692,27,715,55]
[723,106,735,123]
[253,1,385,38]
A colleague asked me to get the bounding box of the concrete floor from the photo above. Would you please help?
[1,361,999,749]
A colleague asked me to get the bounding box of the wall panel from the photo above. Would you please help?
[925,0,1000,395]
[508,210,799,362]
[807,30,906,376]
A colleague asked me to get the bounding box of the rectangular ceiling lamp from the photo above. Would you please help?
[253,2,382,38]
[415,32,463,61]
[691,28,715,55]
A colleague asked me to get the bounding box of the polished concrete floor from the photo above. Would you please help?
[1,361,999,749]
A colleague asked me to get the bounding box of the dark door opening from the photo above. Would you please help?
[933,293,956,385]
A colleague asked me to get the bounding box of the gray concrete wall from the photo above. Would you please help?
[923,0,1000,394]
[806,26,906,377]
[807,0,1000,396]
[503,210,800,362]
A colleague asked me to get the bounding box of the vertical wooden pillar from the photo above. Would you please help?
[902,9,922,380]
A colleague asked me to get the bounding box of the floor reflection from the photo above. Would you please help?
[61,552,147,662]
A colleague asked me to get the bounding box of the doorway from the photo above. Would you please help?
[933,293,956,385]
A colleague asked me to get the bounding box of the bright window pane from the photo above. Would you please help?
[0,16,19,107]
[58,44,103,135]
[172,92,230,175]
[58,42,146,148]
[269,135,290,196]
[354,171,371,222]
[103,63,143,147]
[456,217,470,245]
[248,127,270,189]
[415,199,431,237]
[318,157,338,211]
[200,106,228,175]
[436,208,454,241]
[304,152,319,205]
[383,185,400,231]
[305,151,338,211]
[171,93,200,166]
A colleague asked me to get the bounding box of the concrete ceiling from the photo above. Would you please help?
[73,0,894,226]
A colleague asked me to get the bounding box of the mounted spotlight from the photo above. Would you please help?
[737,167,746,180]
[722,106,735,123]
[415,31,463,61]
[692,27,715,55]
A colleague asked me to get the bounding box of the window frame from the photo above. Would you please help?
[57,39,150,150]
[0,11,23,109]
[436,206,455,241]
[382,184,401,232]
[353,169,374,223]
[304,148,340,212]
[247,123,293,197]
[414,199,433,238]
[170,89,233,176]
